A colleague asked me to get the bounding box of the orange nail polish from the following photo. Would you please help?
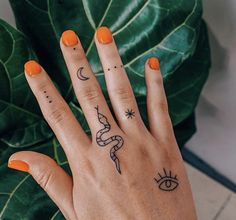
[96,26,113,44]
[62,30,78,47]
[148,57,160,70]
[8,160,29,172]
[24,60,42,76]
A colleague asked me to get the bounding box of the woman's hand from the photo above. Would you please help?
[8,27,197,220]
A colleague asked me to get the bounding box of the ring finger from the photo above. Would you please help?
[94,27,147,136]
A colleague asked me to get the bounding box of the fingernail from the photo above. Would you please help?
[96,26,113,44]
[62,30,78,47]
[8,160,29,172]
[24,60,42,76]
[148,57,160,70]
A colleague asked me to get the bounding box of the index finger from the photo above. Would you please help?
[24,60,90,164]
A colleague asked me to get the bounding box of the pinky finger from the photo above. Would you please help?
[145,57,175,143]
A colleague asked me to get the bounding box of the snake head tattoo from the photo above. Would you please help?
[95,105,124,174]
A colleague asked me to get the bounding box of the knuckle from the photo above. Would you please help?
[80,85,101,102]
[47,105,69,125]
[37,170,54,190]
[158,99,169,113]
[36,161,57,190]
[154,74,164,85]
[113,87,132,102]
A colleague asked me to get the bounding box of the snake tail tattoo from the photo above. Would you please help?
[95,105,124,174]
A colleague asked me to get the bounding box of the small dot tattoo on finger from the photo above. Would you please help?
[43,90,53,104]
[107,64,124,71]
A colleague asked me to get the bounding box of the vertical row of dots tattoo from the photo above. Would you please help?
[43,91,52,103]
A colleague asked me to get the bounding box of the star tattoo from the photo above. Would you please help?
[125,109,135,119]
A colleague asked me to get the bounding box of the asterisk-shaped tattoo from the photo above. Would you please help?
[125,109,135,119]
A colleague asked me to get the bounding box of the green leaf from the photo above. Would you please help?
[9,0,211,126]
[0,19,53,148]
[0,0,211,219]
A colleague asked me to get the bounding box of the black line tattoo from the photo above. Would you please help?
[125,109,135,119]
[154,168,179,192]
[95,105,124,174]
[77,67,89,81]
[107,65,123,71]
[43,91,52,103]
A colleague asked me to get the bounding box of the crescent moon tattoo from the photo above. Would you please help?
[77,67,89,81]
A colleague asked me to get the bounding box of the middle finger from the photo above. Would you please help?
[60,30,119,140]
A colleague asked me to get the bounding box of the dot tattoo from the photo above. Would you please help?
[107,65,123,71]
[154,168,179,192]
[95,105,124,174]
[77,67,90,81]
[125,109,135,119]
[43,91,53,104]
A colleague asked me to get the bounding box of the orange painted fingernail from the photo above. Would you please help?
[24,60,42,76]
[8,160,29,172]
[96,26,113,44]
[62,30,78,47]
[148,57,160,70]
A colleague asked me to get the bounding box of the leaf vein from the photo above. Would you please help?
[24,0,48,13]
[113,0,151,36]
[81,0,96,30]
[0,174,30,218]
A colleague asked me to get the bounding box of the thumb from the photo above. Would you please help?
[8,151,77,220]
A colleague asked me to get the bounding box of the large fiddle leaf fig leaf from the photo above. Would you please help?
[0,20,53,148]
[0,0,211,219]
[9,0,211,126]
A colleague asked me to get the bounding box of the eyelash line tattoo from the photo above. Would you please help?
[77,67,90,81]
[125,109,135,119]
[154,168,179,192]
[107,65,123,71]
[95,105,124,174]
[43,91,52,103]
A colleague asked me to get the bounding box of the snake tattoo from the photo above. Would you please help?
[95,105,124,174]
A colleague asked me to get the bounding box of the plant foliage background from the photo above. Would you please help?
[0,0,211,219]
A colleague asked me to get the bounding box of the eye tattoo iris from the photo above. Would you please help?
[154,168,179,192]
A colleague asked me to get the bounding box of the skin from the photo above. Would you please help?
[8,30,197,220]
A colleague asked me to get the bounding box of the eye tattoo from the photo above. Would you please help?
[43,91,52,104]
[125,109,135,119]
[77,67,89,81]
[95,105,124,174]
[154,168,179,192]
